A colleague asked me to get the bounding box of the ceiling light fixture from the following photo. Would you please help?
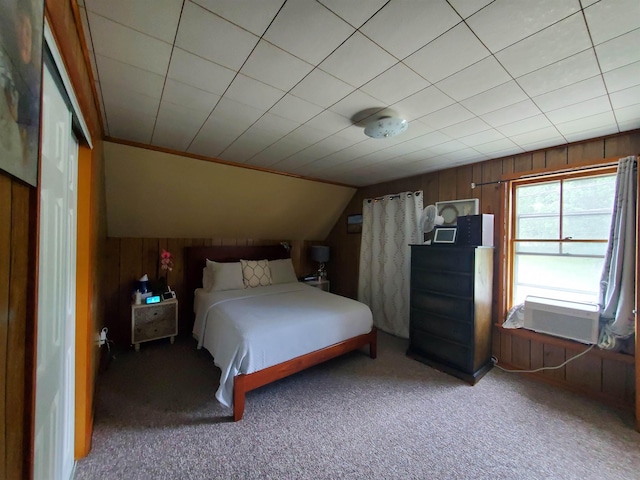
[364,116,408,139]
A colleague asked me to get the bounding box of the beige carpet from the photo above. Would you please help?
[75,332,640,479]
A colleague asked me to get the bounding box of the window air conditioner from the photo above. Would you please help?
[523,296,600,344]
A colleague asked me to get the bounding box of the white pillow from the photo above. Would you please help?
[240,259,272,288]
[204,260,244,291]
[269,258,298,285]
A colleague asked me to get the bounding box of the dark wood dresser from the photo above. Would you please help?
[407,245,494,384]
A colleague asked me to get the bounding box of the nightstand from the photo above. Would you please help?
[303,279,330,292]
[131,299,178,351]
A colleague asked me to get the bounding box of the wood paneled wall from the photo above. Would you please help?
[326,130,640,410]
[0,175,34,479]
[104,238,321,347]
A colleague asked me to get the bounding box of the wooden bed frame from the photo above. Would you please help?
[184,245,377,421]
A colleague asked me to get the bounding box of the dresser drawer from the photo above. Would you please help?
[411,246,474,273]
[411,270,472,297]
[410,310,473,345]
[411,290,472,321]
[409,329,471,372]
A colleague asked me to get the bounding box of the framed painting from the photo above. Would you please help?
[0,0,44,187]
[435,199,479,226]
[347,214,363,234]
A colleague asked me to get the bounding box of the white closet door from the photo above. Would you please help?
[34,61,78,480]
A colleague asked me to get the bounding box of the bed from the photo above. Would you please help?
[185,245,377,421]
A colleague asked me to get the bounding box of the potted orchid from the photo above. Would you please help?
[160,249,174,291]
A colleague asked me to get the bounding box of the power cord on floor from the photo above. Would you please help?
[491,344,596,373]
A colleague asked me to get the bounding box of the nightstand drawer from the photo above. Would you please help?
[131,300,178,347]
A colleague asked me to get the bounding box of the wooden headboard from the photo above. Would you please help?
[184,245,290,321]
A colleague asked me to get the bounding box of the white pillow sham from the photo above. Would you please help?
[269,258,298,285]
[203,259,245,292]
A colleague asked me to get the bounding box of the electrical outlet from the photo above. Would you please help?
[97,327,108,347]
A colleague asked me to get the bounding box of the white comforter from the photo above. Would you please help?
[193,282,373,408]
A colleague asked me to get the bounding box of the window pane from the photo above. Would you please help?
[515,182,560,239]
[562,174,616,239]
[513,249,604,305]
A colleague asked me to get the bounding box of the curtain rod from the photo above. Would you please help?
[366,191,422,202]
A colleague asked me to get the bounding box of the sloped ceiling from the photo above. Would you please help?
[79,0,640,187]
[104,141,356,239]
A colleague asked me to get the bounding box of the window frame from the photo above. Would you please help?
[500,161,618,316]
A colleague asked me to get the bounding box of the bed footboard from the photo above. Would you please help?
[233,328,377,421]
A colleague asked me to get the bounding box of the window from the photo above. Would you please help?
[508,167,617,307]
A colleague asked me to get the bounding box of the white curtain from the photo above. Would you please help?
[358,191,423,338]
[598,156,637,350]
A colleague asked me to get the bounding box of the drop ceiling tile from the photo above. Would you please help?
[152,102,206,151]
[192,0,284,36]
[85,0,182,43]
[546,96,612,124]
[188,116,247,157]
[618,119,640,133]
[610,84,640,109]
[223,74,284,111]
[473,139,523,156]
[497,114,553,137]
[88,13,172,76]
[361,0,460,59]
[248,138,308,167]
[563,125,619,143]
[511,127,565,150]
[466,0,580,53]
[284,125,330,145]
[604,61,640,93]
[269,95,324,124]
[436,57,511,102]
[583,0,640,45]
[251,113,301,136]
[448,0,493,19]
[461,81,528,116]
[318,32,397,88]
[329,90,383,120]
[95,55,165,98]
[263,0,354,65]
[106,105,155,143]
[101,82,160,118]
[360,63,430,105]
[459,128,506,147]
[271,149,323,170]
[614,103,640,123]
[480,99,543,127]
[404,23,490,84]
[175,2,259,71]
[596,29,640,72]
[392,86,455,120]
[304,110,353,134]
[420,104,475,130]
[421,140,469,156]
[162,79,221,113]
[241,40,314,91]
[289,69,354,108]
[440,117,492,139]
[167,48,235,95]
[516,50,600,98]
[555,111,617,135]
[210,97,266,130]
[496,13,591,78]
[331,125,370,143]
[318,0,387,28]
[220,128,282,163]
[534,76,607,112]
[404,131,453,150]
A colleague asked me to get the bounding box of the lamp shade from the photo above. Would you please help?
[310,245,330,263]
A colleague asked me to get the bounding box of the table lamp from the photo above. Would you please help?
[310,246,330,281]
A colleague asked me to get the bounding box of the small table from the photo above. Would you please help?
[131,298,178,351]
[303,279,330,292]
